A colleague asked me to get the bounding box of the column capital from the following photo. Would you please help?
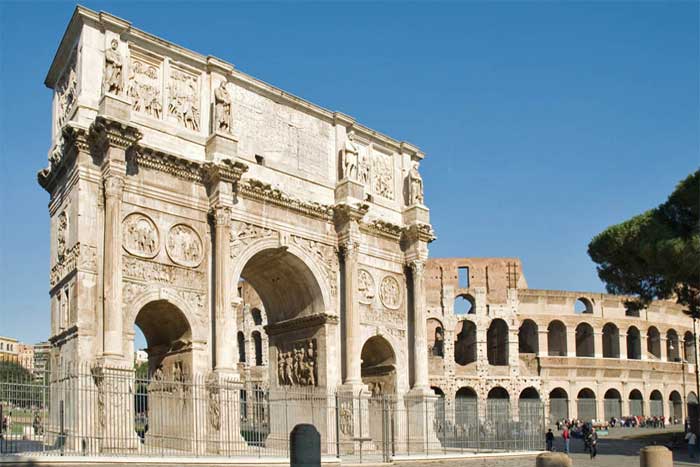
[339,239,360,262]
[408,259,426,276]
[333,202,369,227]
[103,173,125,198]
[209,204,232,227]
[203,158,248,187]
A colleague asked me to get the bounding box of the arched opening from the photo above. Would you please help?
[603,389,622,420]
[454,295,475,315]
[252,331,263,366]
[251,308,263,326]
[547,320,567,357]
[427,318,444,358]
[487,319,509,366]
[575,323,594,357]
[455,386,478,427]
[629,389,644,416]
[518,320,538,354]
[361,335,396,396]
[237,247,327,389]
[650,390,664,417]
[432,386,446,426]
[685,331,696,364]
[575,298,593,314]
[132,299,193,447]
[667,329,680,362]
[487,386,510,420]
[669,391,683,422]
[576,388,597,422]
[518,387,540,422]
[647,327,661,359]
[627,326,642,360]
[237,331,246,363]
[549,388,569,422]
[454,320,477,366]
[602,323,620,358]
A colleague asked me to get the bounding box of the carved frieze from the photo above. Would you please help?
[372,149,394,200]
[229,221,275,259]
[56,211,68,261]
[50,243,97,288]
[291,235,339,296]
[357,269,375,304]
[379,275,402,309]
[123,256,205,289]
[339,401,353,436]
[166,224,203,268]
[56,49,78,131]
[128,51,162,119]
[122,213,159,258]
[206,374,221,431]
[122,281,149,305]
[362,304,404,328]
[240,179,334,220]
[168,67,200,131]
[277,339,317,387]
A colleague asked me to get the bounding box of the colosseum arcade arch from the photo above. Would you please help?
[669,391,683,422]
[629,389,644,416]
[455,386,478,427]
[647,327,661,359]
[518,320,538,354]
[603,389,622,420]
[627,326,642,360]
[649,390,664,417]
[685,331,696,364]
[487,319,509,366]
[575,323,594,357]
[518,387,540,422]
[233,244,332,390]
[602,323,620,358]
[427,318,445,358]
[576,388,596,421]
[455,320,477,366]
[487,386,510,420]
[667,329,680,362]
[547,320,567,357]
[549,388,569,422]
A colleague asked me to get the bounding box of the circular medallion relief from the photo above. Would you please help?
[122,213,159,258]
[379,275,402,310]
[166,223,203,267]
[357,269,376,304]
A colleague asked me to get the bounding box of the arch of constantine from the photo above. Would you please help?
[32,5,696,460]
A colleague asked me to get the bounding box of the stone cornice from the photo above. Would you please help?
[360,219,403,241]
[38,124,90,193]
[240,179,334,221]
[89,116,143,153]
[202,159,248,187]
[128,146,204,183]
[333,202,370,227]
[264,313,339,337]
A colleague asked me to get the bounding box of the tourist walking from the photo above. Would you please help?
[562,426,570,454]
[589,430,598,459]
[546,428,554,451]
[686,430,697,459]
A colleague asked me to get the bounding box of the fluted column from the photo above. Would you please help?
[410,260,429,389]
[102,173,125,358]
[212,206,237,376]
[340,240,361,385]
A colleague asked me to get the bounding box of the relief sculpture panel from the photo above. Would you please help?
[372,148,394,200]
[166,224,203,268]
[229,222,275,259]
[122,213,159,258]
[168,67,200,131]
[277,339,317,387]
[55,49,77,131]
[128,50,162,119]
[357,269,375,304]
[291,235,338,297]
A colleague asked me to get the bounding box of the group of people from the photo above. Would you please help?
[546,422,598,458]
[608,415,675,428]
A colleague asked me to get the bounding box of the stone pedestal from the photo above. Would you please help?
[206,131,238,162]
[639,445,672,467]
[536,452,573,467]
[336,384,375,455]
[99,93,131,121]
[335,178,364,202]
[94,366,140,453]
[403,388,440,454]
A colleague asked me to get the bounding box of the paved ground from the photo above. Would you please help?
[388,426,697,466]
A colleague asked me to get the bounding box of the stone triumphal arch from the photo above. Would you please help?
[39,6,435,453]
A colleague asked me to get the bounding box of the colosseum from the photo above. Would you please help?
[235,258,697,425]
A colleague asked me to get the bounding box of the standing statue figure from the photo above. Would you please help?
[214,81,232,133]
[359,145,370,185]
[103,39,123,95]
[342,131,359,181]
[408,160,424,205]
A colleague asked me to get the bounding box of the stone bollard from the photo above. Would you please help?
[639,445,672,467]
[536,452,573,467]
[290,423,321,467]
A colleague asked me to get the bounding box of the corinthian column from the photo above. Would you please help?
[103,174,125,358]
[212,205,237,376]
[410,259,429,390]
[340,240,361,385]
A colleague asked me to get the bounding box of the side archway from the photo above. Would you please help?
[669,391,683,422]
[487,319,509,365]
[549,388,569,422]
[427,318,445,358]
[602,323,619,358]
[576,388,597,421]
[455,320,477,366]
[650,390,664,417]
[627,326,642,360]
[667,329,680,362]
[629,389,644,416]
[361,335,396,395]
[455,386,478,427]
[603,388,622,420]
[647,327,661,359]
[547,320,567,357]
[518,320,538,354]
[487,386,510,420]
[575,323,594,357]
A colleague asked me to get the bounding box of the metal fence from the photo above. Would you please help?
[1,363,545,462]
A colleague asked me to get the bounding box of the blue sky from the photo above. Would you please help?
[1,1,698,345]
